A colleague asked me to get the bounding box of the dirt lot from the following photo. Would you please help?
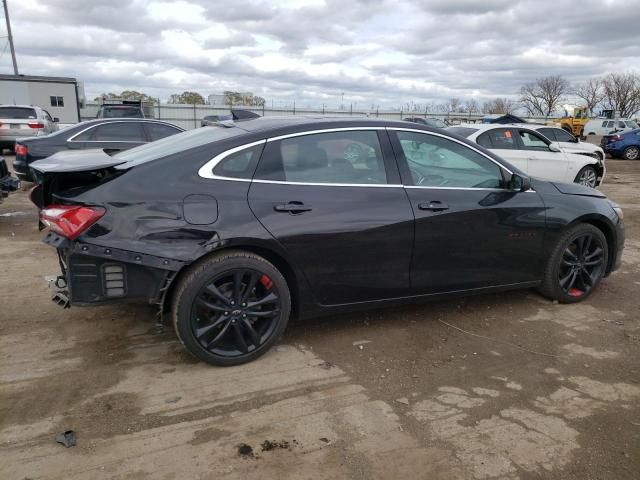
[1,155,639,480]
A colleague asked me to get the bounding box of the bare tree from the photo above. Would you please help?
[573,78,604,115]
[519,75,569,116]
[482,97,515,114]
[463,98,480,113]
[447,97,462,113]
[601,72,640,118]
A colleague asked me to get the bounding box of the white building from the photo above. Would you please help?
[0,74,85,123]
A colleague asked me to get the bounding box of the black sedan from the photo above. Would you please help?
[13,118,184,182]
[30,117,625,366]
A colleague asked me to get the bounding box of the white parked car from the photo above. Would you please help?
[0,104,59,152]
[583,118,638,137]
[447,124,605,188]
[527,125,605,161]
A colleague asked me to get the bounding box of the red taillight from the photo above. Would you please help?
[27,121,45,129]
[40,205,105,240]
[15,144,27,157]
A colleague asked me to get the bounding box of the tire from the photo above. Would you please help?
[538,224,608,303]
[574,165,598,188]
[172,250,291,366]
[623,146,639,160]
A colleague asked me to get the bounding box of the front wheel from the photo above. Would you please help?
[538,224,608,303]
[574,165,598,188]
[172,250,291,366]
[623,146,639,160]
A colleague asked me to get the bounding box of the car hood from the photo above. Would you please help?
[549,181,606,198]
[30,149,126,174]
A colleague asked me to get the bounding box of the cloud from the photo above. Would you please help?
[2,0,639,108]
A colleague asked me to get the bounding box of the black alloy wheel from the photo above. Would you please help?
[558,233,605,298]
[173,251,291,366]
[538,224,608,303]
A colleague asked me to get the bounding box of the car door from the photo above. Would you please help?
[248,128,414,305]
[389,129,546,294]
[476,127,530,172]
[85,121,147,154]
[515,129,570,182]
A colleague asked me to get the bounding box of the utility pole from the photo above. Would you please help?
[2,0,18,74]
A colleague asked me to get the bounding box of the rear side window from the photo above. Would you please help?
[146,122,181,141]
[255,130,388,185]
[477,129,517,149]
[0,107,37,119]
[80,122,145,141]
[213,144,264,179]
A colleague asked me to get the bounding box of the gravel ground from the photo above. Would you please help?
[1,155,638,480]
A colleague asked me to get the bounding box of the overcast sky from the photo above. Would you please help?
[2,0,639,108]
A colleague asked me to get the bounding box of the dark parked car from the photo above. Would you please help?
[14,118,184,182]
[31,117,625,366]
[601,128,640,160]
[404,117,447,128]
[0,156,20,203]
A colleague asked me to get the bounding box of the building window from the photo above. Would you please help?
[50,96,64,107]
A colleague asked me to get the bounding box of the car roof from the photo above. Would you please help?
[77,118,183,129]
[226,115,434,135]
[449,123,545,132]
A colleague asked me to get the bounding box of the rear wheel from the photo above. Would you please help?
[172,250,291,366]
[538,224,608,303]
[623,146,639,160]
[574,165,598,188]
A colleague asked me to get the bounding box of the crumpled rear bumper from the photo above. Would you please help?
[44,232,183,306]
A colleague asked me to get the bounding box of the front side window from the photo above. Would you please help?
[518,130,550,150]
[618,121,627,129]
[553,129,576,142]
[537,128,557,141]
[255,130,388,184]
[396,131,504,189]
[90,122,145,141]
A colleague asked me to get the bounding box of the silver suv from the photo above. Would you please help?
[0,105,59,152]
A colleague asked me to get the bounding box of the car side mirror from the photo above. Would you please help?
[549,143,561,152]
[53,117,60,122]
[509,173,531,192]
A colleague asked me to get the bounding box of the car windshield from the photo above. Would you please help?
[446,127,479,138]
[114,125,246,167]
[102,107,143,118]
[626,121,639,128]
[0,107,37,119]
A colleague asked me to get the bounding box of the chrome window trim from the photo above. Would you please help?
[197,126,537,192]
[67,120,182,143]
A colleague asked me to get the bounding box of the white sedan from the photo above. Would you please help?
[529,125,605,161]
[447,124,605,188]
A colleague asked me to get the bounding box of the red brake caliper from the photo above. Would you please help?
[259,274,273,290]
[568,288,583,297]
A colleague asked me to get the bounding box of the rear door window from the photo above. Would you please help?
[89,122,146,142]
[477,129,517,149]
[145,122,181,141]
[255,130,388,185]
[0,107,37,119]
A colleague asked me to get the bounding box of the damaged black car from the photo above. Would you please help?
[30,117,625,366]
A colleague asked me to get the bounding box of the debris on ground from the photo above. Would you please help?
[318,361,334,369]
[237,443,254,457]
[55,430,76,448]
[261,439,293,451]
[395,397,410,405]
[352,340,371,346]
[319,437,330,443]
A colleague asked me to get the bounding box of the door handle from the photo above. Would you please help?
[274,202,312,213]
[418,201,449,211]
